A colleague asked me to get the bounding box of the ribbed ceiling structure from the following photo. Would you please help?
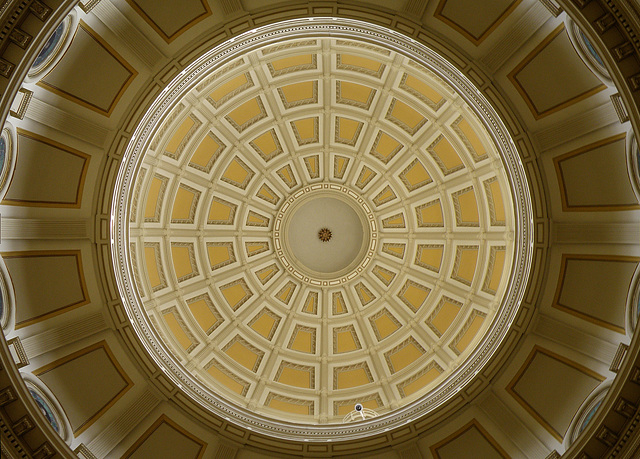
[121,28,528,428]
[1,0,640,458]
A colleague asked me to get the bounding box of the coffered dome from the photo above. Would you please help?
[118,27,531,431]
[2,0,640,458]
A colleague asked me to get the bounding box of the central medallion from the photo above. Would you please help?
[288,196,362,273]
[318,228,332,242]
[274,184,377,285]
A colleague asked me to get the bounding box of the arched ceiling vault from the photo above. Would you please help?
[116,22,532,435]
[0,0,639,458]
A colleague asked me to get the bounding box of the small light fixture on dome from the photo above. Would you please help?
[343,403,379,423]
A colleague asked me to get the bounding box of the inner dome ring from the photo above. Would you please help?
[274,185,376,285]
[111,17,534,441]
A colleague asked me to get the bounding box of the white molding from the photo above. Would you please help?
[92,0,164,69]
[534,314,619,365]
[21,313,107,358]
[86,388,160,458]
[479,390,550,459]
[480,1,550,73]
[26,97,110,147]
[1,218,89,240]
[552,222,640,245]
[534,102,619,152]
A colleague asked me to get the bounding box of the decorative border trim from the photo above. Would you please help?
[248,307,282,341]
[169,242,199,282]
[508,24,606,120]
[121,414,207,458]
[506,345,605,441]
[37,20,138,117]
[33,340,133,435]
[2,250,90,328]
[124,0,212,43]
[434,0,522,45]
[554,133,637,211]
[170,184,201,224]
[430,418,510,458]
[162,305,199,353]
[3,129,90,209]
[552,253,638,333]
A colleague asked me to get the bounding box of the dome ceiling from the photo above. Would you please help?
[3,0,640,457]
[122,26,529,428]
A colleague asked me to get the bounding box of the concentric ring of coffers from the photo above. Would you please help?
[112,18,534,440]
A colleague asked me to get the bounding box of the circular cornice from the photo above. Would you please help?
[111,17,534,441]
[274,184,377,285]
